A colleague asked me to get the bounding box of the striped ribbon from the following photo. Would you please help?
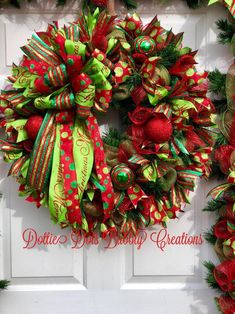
[21,34,61,66]
[65,24,80,41]
[8,155,29,177]
[26,111,56,192]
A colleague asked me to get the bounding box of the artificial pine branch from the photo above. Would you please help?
[225,189,235,200]
[111,98,134,126]
[215,132,228,148]
[103,128,123,147]
[125,73,142,91]
[0,280,10,290]
[208,69,226,98]
[209,163,226,180]
[139,180,164,200]
[122,0,137,9]
[158,44,180,68]
[216,19,235,45]
[182,0,206,9]
[127,209,141,220]
[214,298,224,314]
[204,227,217,245]
[203,198,226,212]
[212,99,228,114]
[57,0,67,5]
[209,132,228,178]
[204,260,215,272]
[203,261,221,291]
[10,0,21,8]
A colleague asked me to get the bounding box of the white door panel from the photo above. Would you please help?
[0,1,231,313]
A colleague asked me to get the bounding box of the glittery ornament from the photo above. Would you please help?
[25,115,43,141]
[145,113,172,143]
[134,36,156,54]
[111,164,134,190]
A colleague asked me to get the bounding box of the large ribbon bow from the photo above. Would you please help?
[114,55,170,106]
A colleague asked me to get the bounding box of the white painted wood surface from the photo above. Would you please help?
[0,1,232,313]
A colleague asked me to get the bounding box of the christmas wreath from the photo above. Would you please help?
[203,15,235,314]
[0,10,215,237]
[1,0,234,17]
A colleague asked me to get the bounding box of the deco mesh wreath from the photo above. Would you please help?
[0,10,215,237]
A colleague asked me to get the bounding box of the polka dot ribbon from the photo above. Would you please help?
[86,114,114,220]
[58,112,82,225]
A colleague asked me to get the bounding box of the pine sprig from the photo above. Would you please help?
[215,132,228,148]
[203,261,221,291]
[103,128,122,147]
[0,280,10,290]
[209,127,227,180]
[204,260,215,272]
[139,180,164,200]
[208,69,226,97]
[214,298,223,314]
[111,98,134,126]
[203,198,226,212]
[122,0,137,9]
[209,163,226,180]
[10,0,21,8]
[125,73,142,91]
[212,99,228,114]
[158,44,180,68]
[57,0,67,5]
[204,227,217,245]
[126,208,141,221]
[216,19,235,45]
[182,0,206,9]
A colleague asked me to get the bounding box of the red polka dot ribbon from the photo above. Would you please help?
[58,113,82,225]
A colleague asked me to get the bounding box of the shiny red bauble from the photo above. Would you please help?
[145,113,173,143]
[25,115,43,141]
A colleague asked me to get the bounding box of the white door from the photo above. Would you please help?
[0,1,232,313]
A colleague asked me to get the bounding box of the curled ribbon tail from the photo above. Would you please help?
[86,115,114,220]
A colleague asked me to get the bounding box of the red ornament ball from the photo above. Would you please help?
[91,0,107,7]
[25,115,43,141]
[145,113,173,143]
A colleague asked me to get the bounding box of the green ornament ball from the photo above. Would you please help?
[134,36,156,54]
[111,164,134,190]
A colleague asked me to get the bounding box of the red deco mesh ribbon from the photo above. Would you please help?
[213,260,235,292]
[216,295,235,314]
[214,219,235,239]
